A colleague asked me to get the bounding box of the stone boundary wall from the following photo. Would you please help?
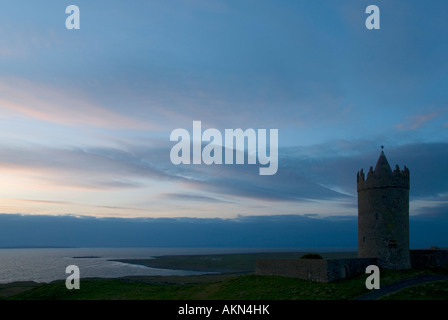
[255,258,377,283]
[326,258,377,282]
[410,249,448,268]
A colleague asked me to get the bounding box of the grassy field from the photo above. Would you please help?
[1,251,447,300]
[381,279,448,300]
[2,273,369,300]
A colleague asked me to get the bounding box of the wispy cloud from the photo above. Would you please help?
[1,140,447,210]
[0,78,159,130]
[397,107,447,131]
[0,144,170,192]
[160,193,233,203]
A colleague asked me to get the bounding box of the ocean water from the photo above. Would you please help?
[0,247,309,284]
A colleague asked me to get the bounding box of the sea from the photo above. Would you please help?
[0,247,333,284]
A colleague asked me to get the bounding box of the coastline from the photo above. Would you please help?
[1,250,447,300]
[110,251,359,273]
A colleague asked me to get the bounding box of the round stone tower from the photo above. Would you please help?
[357,149,411,269]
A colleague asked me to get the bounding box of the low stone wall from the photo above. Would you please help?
[410,249,448,268]
[255,258,377,283]
[326,258,377,282]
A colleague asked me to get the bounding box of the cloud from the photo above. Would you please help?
[1,138,447,215]
[6,198,145,213]
[397,107,448,131]
[167,141,448,206]
[0,144,172,190]
[16,199,71,205]
[0,77,159,130]
[160,193,233,203]
[409,112,440,130]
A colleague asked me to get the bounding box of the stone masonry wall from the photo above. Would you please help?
[326,258,377,282]
[255,258,377,283]
[410,249,448,268]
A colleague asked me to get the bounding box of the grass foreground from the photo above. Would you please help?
[2,273,378,300]
[2,266,447,300]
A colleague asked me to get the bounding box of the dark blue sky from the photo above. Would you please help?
[0,1,446,247]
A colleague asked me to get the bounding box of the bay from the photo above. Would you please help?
[0,247,311,284]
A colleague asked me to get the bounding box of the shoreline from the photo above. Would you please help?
[110,250,359,273]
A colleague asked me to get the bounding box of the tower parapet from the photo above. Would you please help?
[357,151,409,192]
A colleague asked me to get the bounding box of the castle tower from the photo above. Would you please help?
[357,149,411,269]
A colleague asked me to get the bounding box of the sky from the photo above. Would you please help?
[0,1,447,247]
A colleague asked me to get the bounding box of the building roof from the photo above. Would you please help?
[374,151,393,177]
[357,149,410,191]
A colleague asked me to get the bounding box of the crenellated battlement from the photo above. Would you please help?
[357,151,409,192]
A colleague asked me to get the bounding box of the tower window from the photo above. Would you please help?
[362,236,366,243]
[388,240,397,248]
